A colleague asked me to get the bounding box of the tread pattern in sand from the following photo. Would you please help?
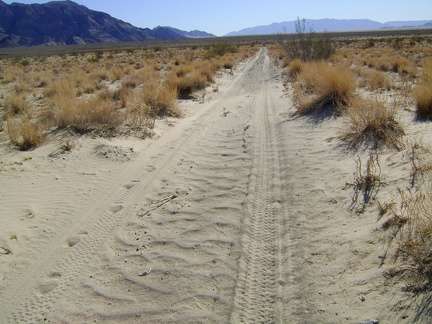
[230,50,289,323]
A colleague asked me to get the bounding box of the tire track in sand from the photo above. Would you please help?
[231,49,289,323]
[0,50,263,323]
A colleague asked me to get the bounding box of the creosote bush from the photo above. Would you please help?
[280,18,335,62]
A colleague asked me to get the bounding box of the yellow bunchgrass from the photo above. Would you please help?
[133,84,180,119]
[166,70,208,99]
[355,67,391,90]
[0,44,255,149]
[295,61,356,116]
[4,94,31,116]
[42,76,75,98]
[48,95,121,132]
[339,97,405,150]
[6,115,45,150]
[286,59,303,79]
[414,58,432,119]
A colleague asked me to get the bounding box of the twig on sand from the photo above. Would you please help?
[138,268,152,276]
[139,193,178,217]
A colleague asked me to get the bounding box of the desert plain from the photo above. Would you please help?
[0,34,432,323]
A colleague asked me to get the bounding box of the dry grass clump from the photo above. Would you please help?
[414,58,432,119]
[339,97,405,150]
[222,55,235,70]
[286,59,303,79]
[382,182,432,290]
[349,153,382,213]
[166,70,208,99]
[131,84,180,120]
[392,56,416,75]
[47,95,121,133]
[408,141,432,188]
[294,61,356,116]
[4,94,32,116]
[1,44,255,149]
[354,67,391,91]
[42,77,75,99]
[110,66,124,81]
[6,116,45,150]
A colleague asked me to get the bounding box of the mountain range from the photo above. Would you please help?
[226,18,432,36]
[0,0,430,48]
[0,0,214,48]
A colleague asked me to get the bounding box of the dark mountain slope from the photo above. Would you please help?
[0,0,184,47]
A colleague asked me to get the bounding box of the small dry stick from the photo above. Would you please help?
[139,268,152,276]
[139,194,178,217]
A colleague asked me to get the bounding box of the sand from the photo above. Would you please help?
[0,48,430,323]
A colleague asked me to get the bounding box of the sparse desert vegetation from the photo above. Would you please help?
[1,29,432,322]
[292,61,356,116]
[276,30,432,300]
[0,43,257,148]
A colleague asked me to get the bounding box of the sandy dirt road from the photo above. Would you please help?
[1,48,416,323]
[0,47,297,323]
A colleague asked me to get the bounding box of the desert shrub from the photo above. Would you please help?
[414,58,432,119]
[414,85,432,118]
[222,56,235,69]
[91,68,109,81]
[286,59,303,79]
[172,63,193,77]
[355,67,391,90]
[350,153,382,213]
[97,89,115,101]
[207,43,238,57]
[6,116,45,150]
[121,76,138,89]
[392,56,415,75]
[4,94,31,116]
[48,96,121,132]
[339,97,405,150]
[382,182,432,289]
[37,72,53,88]
[280,18,334,61]
[2,71,16,84]
[166,71,208,99]
[13,81,30,94]
[111,67,123,81]
[42,77,75,98]
[420,58,432,83]
[134,84,180,118]
[197,63,216,83]
[294,62,355,116]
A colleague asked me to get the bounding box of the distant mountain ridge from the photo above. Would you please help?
[226,18,432,36]
[164,27,214,38]
[0,0,215,48]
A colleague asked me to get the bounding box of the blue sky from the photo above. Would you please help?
[3,0,432,36]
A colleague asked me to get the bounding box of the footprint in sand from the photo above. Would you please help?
[37,273,61,295]
[109,205,123,214]
[124,183,136,189]
[64,236,81,248]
